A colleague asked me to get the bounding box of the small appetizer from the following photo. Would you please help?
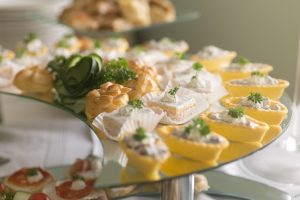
[157,119,229,164]
[126,46,169,67]
[219,56,273,81]
[85,82,131,120]
[4,167,54,193]
[120,127,170,180]
[150,0,176,23]
[192,46,237,73]
[53,33,81,58]
[44,176,108,200]
[0,52,20,88]
[118,0,151,26]
[201,107,269,143]
[145,37,189,57]
[13,66,54,102]
[101,36,129,53]
[16,33,48,58]
[70,155,102,182]
[224,71,289,99]
[0,46,15,61]
[93,99,164,141]
[194,174,210,193]
[221,92,288,125]
[124,67,160,100]
[146,86,209,124]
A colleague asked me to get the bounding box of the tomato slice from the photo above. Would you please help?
[7,167,51,187]
[55,180,93,199]
[29,193,51,200]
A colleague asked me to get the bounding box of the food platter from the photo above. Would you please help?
[0,33,293,200]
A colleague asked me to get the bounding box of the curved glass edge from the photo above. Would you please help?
[0,90,293,190]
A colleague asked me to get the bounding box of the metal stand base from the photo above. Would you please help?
[161,175,195,200]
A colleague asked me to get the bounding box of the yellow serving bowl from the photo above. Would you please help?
[157,126,229,165]
[220,96,288,125]
[201,113,269,143]
[224,79,289,100]
[191,52,236,73]
[219,64,273,81]
[120,142,169,180]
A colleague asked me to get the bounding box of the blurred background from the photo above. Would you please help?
[0,0,298,95]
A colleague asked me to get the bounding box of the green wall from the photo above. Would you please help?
[140,0,300,96]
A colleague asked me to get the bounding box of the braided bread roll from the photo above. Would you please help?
[124,64,160,100]
[85,82,131,120]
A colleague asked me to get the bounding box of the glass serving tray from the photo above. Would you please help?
[0,89,293,191]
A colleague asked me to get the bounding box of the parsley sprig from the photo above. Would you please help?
[193,62,203,71]
[0,55,3,63]
[237,56,251,65]
[94,40,101,49]
[27,168,39,176]
[175,52,187,60]
[133,127,147,141]
[0,188,14,200]
[247,92,263,103]
[228,107,244,118]
[99,58,136,84]
[128,99,144,109]
[168,87,179,97]
[184,119,210,136]
[251,71,264,77]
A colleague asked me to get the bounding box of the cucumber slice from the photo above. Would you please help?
[13,191,31,200]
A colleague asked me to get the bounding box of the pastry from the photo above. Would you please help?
[44,176,108,200]
[157,119,229,165]
[16,33,48,58]
[70,155,102,182]
[118,0,151,26]
[150,0,176,23]
[221,92,288,125]
[4,167,54,193]
[145,38,189,57]
[201,107,269,143]
[126,46,169,67]
[124,66,160,100]
[13,66,54,102]
[224,71,289,99]
[120,127,169,180]
[93,99,164,141]
[146,86,209,124]
[192,46,236,73]
[85,82,131,120]
[54,33,81,58]
[219,57,273,81]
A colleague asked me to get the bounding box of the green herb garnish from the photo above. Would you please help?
[247,92,263,103]
[193,62,203,71]
[57,40,69,48]
[0,188,14,200]
[133,127,147,141]
[16,47,27,58]
[72,175,85,181]
[184,119,210,136]
[237,56,251,65]
[228,107,244,118]
[168,87,179,96]
[0,55,3,63]
[135,45,145,52]
[128,99,144,109]
[94,40,101,49]
[251,71,264,76]
[24,32,37,44]
[100,58,136,84]
[176,52,187,60]
[27,168,39,176]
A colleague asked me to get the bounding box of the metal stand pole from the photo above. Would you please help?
[161,175,194,200]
